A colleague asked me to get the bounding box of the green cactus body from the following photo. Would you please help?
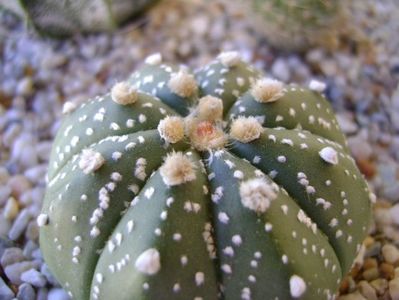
[39,52,373,299]
[249,0,346,51]
[0,0,157,36]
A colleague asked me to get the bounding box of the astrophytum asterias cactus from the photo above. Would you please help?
[0,0,158,36]
[39,51,373,300]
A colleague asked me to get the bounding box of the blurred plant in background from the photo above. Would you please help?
[0,0,159,37]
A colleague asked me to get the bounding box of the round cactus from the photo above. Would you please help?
[0,0,158,36]
[247,0,348,51]
[39,52,373,299]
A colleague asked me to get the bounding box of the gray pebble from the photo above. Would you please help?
[21,268,47,287]
[1,247,25,268]
[25,220,39,241]
[36,287,48,300]
[0,237,14,258]
[48,288,71,300]
[0,277,14,300]
[4,260,40,285]
[0,186,11,206]
[22,241,38,260]
[8,209,32,241]
[41,264,60,287]
[271,58,290,82]
[16,283,36,300]
[0,217,11,240]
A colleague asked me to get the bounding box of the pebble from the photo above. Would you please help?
[271,58,290,82]
[4,260,40,285]
[21,268,47,287]
[41,264,60,287]
[0,186,11,206]
[8,209,32,241]
[37,287,48,300]
[1,247,25,267]
[358,280,378,300]
[7,175,32,198]
[382,244,399,264]
[23,241,38,259]
[3,197,19,220]
[0,216,11,237]
[16,283,36,300]
[0,277,14,300]
[48,288,71,300]
[389,278,399,300]
[337,291,367,300]
[390,204,399,226]
[370,278,388,296]
[0,237,13,258]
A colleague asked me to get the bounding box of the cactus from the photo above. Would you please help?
[247,0,349,51]
[0,0,158,36]
[39,52,373,299]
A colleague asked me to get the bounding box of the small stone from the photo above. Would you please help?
[1,247,25,268]
[0,186,11,206]
[380,263,395,280]
[48,288,70,300]
[16,77,34,97]
[337,291,366,300]
[271,58,290,82]
[8,209,32,241]
[389,278,399,300]
[4,261,39,285]
[0,237,13,258]
[358,280,378,300]
[382,244,399,264]
[37,287,49,300]
[362,267,380,282]
[16,283,36,300]
[390,204,399,226]
[23,241,39,259]
[370,278,388,296]
[21,268,47,287]
[0,277,14,300]
[41,264,61,286]
[8,175,32,198]
[3,197,19,220]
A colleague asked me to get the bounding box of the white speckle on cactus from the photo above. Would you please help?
[319,147,339,165]
[79,149,105,174]
[173,283,181,293]
[62,101,77,115]
[309,79,327,93]
[135,158,147,181]
[251,78,284,103]
[218,212,230,224]
[233,170,244,179]
[240,177,277,213]
[223,246,234,257]
[230,116,263,143]
[111,82,138,105]
[144,187,155,199]
[289,275,307,298]
[297,210,317,234]
[160,152,196,186]
[135,248,161,275]
[217,51,241,67]
[168,71,197,98]
[241,288,251,300]
[138,114,147,123]
[195,272,205,286]
[221,264,232,274]
[157,116,185,144]
[90,226,100,238]
[232,234,242,246]
[37,213,49,227]
[180,255,188,266]
[265,223,273,232]
[277,155,287,163]
[197,95,223,121]
[145,53,162,65]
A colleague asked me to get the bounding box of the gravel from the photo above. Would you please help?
[0,0,398,299]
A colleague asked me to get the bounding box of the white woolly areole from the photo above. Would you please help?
[217,51,241,67]
[135,248,161,275]
[79,149,105,174]
[111,82,138,105]
[239,178,278,213]
[289,275,307,298]
[230,116,263,143]
[62,101,77,115]
[319,147,339,165]
[168,71,197,98]
[251,78,284,103]
[37,214,49,227]
[157,116,185,143]
[308,79,327,93]
[198,95,223,121]
[145,53,162,65]
[160,152,196,186]
[187,120,227,151]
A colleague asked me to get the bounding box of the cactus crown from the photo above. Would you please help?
[40,52,372,300]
